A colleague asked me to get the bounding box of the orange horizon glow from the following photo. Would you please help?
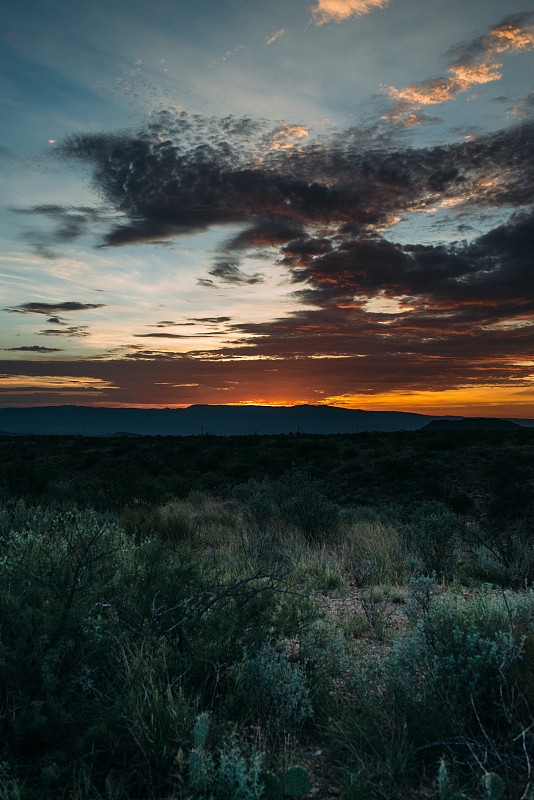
[6,387,533,418]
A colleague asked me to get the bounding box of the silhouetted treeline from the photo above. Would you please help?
[1,430,533,520]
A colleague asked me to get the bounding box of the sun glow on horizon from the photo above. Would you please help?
[66,385,534,418]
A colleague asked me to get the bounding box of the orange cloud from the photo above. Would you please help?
[266,29,286,45]
[311,0,390,25]
[266,124,309,150]
[0,375,117,393]
[385,16,534,124]
[490,18,534,52]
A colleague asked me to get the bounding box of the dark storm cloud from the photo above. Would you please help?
[223,216,307,250]
[10,106,530,404]
[5,301,106,315]
[286,207,534,314]
[54,111,534,257]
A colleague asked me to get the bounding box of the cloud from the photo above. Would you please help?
[0,374,116,394]
[10,205,108,258]
[385,14,534,124]
[188,317,231,324]
[5,301,106,315]
[17,85,531,409]
[206,258,264,285]
[133,331,222,338]
[2,346,64,353]
[151,320,196,328]
[266,29,285,45]
[57,108,534,261]
[38,326,90,337]
[311,0,391,25]
[263,124,309,151]
[46,317,67,325]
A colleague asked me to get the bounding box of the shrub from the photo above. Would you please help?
[235,469,340,542]
[298,618,349,721]
[459,513,534,587]
[188,713,264,800]
[231,642,313,739]
[0,503,308,798]
[330,588,523,795]
[404,501,459,580]
[339,515,407,586]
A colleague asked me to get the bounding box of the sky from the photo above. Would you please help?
[1,0,534,416]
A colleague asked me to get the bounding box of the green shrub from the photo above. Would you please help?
[232,642,313,739]
[387,592,516,740]
[459,515,534,587]
[405,501,459,580]
[235,469,340,541]
[0,503,308,798]
[188,713,264,800]
[330,589,522,795]
[298,617,349,721]
[259,765,311,799]
[339,517,407,586]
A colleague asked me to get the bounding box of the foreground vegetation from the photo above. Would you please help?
[1,432,533,799]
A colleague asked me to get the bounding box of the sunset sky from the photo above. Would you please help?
[1,0,534,415]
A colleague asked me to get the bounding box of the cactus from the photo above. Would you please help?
[480,773,503,800]
[438,758,452,800]
[189,713,213,794]
[282,765,311,796]
[192,712,211,749]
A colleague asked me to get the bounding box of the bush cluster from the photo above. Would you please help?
[1,432,534,799]
[0,503,310,798]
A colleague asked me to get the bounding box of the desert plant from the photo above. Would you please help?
[235,469,340,542]
[329,587,524,796]
[260,765,311,798]
[231,642,313,740]
[437,759,470,800]
[188,713,264,800]
[405,501,459,580]
[339,516,407,586]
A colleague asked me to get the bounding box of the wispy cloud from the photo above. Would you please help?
[2,345,64,353]
[203,258,264,286]
[4,301,106,315]
[385,14,534,124]
[311,0,391,25]
[189,317,231,324]
[0,375,116,393]
[266,29,285,45]
[38,326,90,337]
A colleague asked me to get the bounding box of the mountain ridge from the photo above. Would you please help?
[0,404,532,436]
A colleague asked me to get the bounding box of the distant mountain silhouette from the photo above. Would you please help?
[0,405,530,436]
[421,417,524,432]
